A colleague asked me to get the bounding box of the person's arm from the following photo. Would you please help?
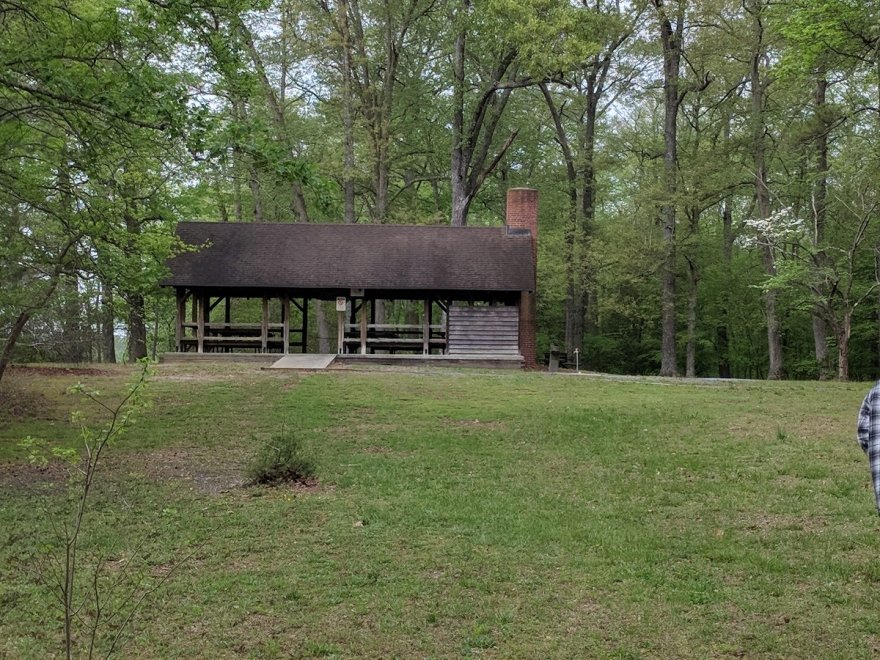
[857,387,874,454]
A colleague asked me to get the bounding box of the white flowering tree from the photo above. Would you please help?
[739,182,879,380]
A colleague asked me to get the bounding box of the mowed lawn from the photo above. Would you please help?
[1,362,879,658]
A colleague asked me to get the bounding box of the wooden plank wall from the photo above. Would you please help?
[447,306,520,356]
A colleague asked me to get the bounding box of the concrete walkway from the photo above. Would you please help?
[269,354,337,370]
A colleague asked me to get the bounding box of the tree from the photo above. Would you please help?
[539,0,640,361]
[0,0,187,384]
[650,0,685,377]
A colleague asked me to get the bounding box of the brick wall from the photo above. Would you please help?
[506,188,538,368]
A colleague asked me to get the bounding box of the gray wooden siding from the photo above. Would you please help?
[447,306,520,356]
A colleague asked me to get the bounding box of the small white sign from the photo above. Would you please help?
[336,297,347,312]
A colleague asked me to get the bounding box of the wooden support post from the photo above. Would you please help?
[261,296,269,353]
[282,296,290,354]
[197,292,205,353]
[337,306,345,354]
[360,299,368,355]
[444,300,450,355]
[423,298,430,355]
[225,296,231,324]
[175,289,185,351]
[302,298,309,353]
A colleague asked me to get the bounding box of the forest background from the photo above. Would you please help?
[2,0,879,382]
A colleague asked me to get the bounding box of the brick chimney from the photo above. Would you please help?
[506,188,538,368]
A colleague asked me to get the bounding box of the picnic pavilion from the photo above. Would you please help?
[162,188,538,368]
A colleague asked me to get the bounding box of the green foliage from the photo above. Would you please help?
[2,0,880,380]
[247,427,316,486]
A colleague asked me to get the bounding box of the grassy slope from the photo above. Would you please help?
[1,363,878,658]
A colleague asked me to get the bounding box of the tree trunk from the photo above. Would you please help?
[0,312,31,385]
[749,0,784,380]
[339,0,356,224]
[580,90,599,340]
[578,61,606,351]
[656,1,683,377]
[449,1,518,227]
[717,199,733,378]
[127,294,147,361]
[124,210,147,361]
[812,74,831,379]
[540,84,582,358]
[837,313,852,381]
[685,256,698,378]
[248,168,264,222]
[102,281,116,363]
[59,272,85,362]
[230,98,264,222]
[151,298,160,360]
[450,8,469,227]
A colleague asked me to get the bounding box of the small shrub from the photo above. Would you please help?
[247,429,315,485]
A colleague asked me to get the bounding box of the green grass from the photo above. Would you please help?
[1,363,878,658]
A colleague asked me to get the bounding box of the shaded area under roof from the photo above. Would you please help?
[163,222,535,293]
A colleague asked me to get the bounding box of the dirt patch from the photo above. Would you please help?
[1,446,328,497]
[733,511,828,534]
[288,477,325,494]
[7,364,112,377]
[242,477,331,496]
[107,447,247,495]
[152,363,293,385]
[0,384,50,420]
[0,459,68,491]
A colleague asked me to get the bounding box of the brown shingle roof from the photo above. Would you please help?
[163,222,534,292]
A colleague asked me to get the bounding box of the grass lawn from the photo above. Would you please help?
[1,362,878,658]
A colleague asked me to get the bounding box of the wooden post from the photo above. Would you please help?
[282,296,290,354]
[175,289,185,351]
[444,300,450,355]
[225,296,231,324]
[360,299,368,355]
[261,296,269,353]
[302,297,309,353]
[423,298,430,355]
[196,292,205,353]
[337,306,345,354]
